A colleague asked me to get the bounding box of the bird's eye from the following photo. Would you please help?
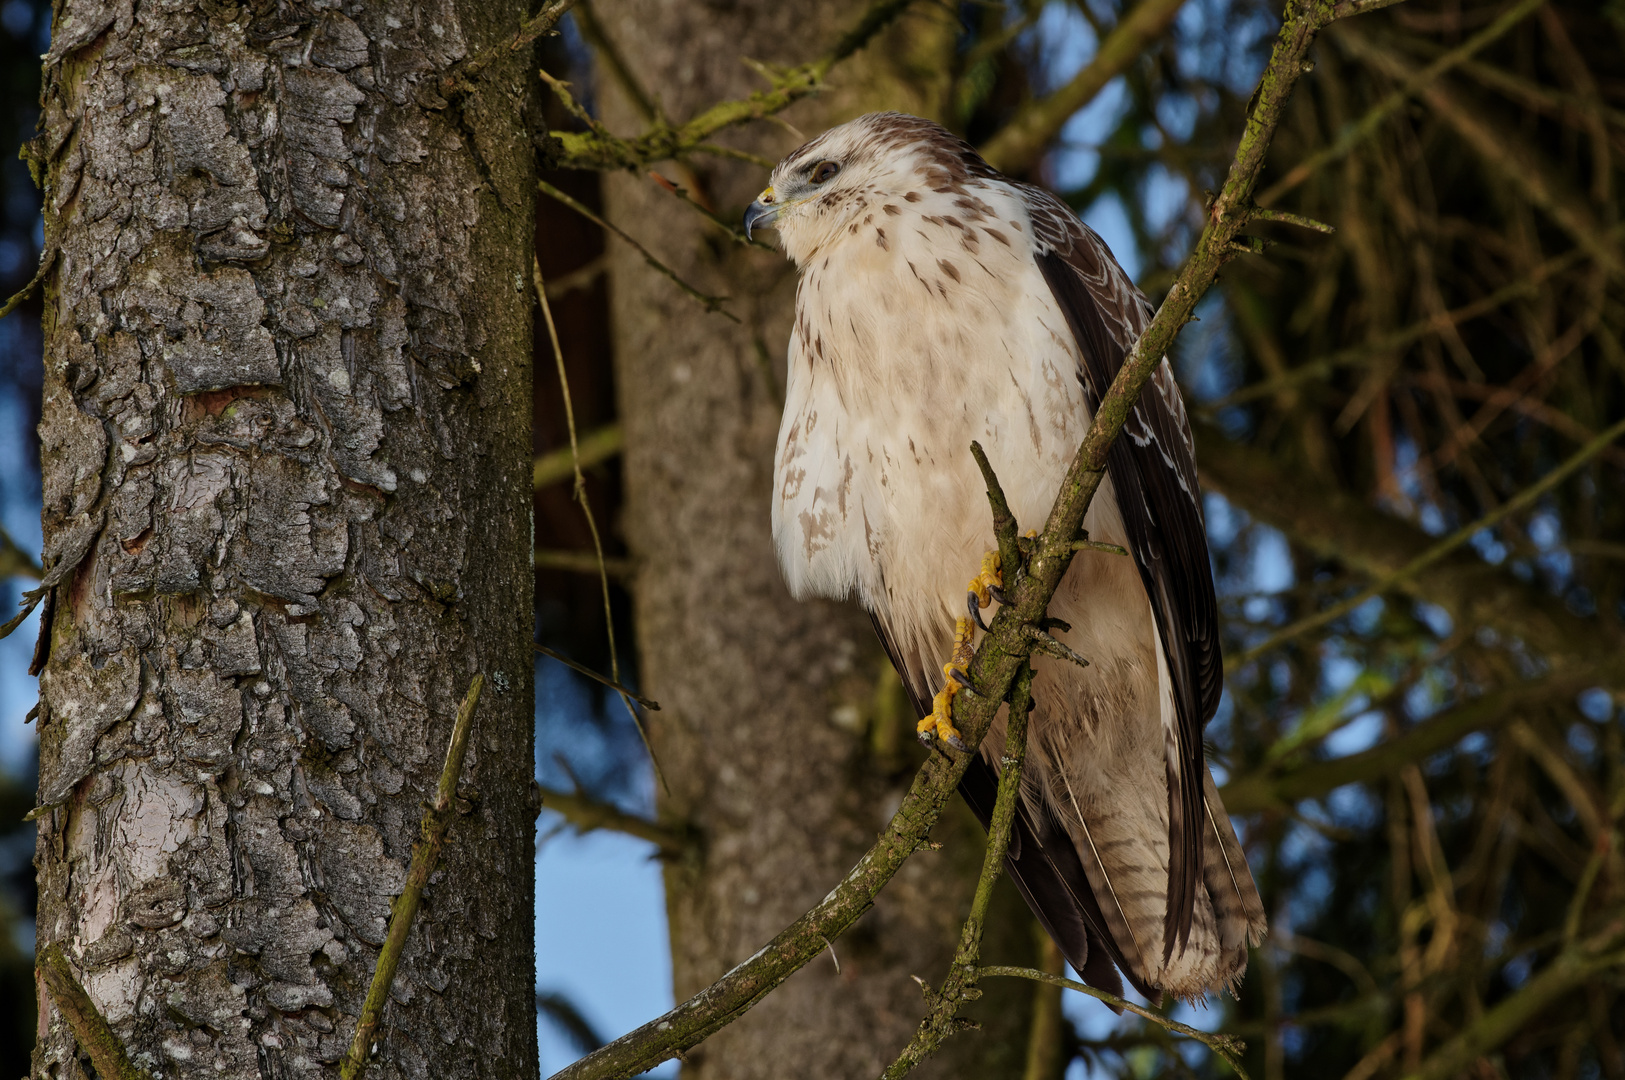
[810,161,840,184]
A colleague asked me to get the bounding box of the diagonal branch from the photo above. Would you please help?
[979,966,1251,1073]
[882,662,1035,1078]
[1219,664,1601,813]
[38,944,153,1080]
[1340,24,1624,277]
[1196,430,1625,676]
[548,2,1367,1076]
[1257,0,1544,205]
[979,0,1191,175]
[551,0,918,171]
[342,677,484,1080]
[538,180,739,321]
[1227,414,1625,667]
[537,784,693,855]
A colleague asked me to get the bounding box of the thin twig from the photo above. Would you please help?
[0,522,42,580]
[538,180,739,321]
[978,966,1252,1077]
[448,0,583,89]
[1202,228,1620,411]
[646,171,774,249]
[534,260,672,797]
[1226,413,1625,668]
[38,943,153,1080]
[534,550,636,578]
[0,246,55,321]
[534,642,659,711]
[341,676,484,1080]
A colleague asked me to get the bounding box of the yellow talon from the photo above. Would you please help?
[968,550,1002,609]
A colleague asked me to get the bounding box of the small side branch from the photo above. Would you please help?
[0,522,42,580]
[538,179,739,321]
[534,643,660,711]
[38,944,153,1080]
[538,784,693,856]
[550,0,916,171]
[978,966,1251,1076]
[447,0,584,89]
[341,676,484,1080]
[535,425,625,490]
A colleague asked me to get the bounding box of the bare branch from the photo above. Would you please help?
[535,424,625,490]
[1219,667,1600,814]
[551,0,918,171]
[538,180,739,321]
[538,784,693,856]
[1196,431,1625,676]
[978,966,1252,1075]
[1258,0,1543,205]
[882,662,1035,1078]
[1227,414,1625,667]
[0,522,42,580]
[979,0,1191,175]
[447,0,583,89]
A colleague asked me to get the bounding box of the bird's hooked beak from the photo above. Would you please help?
[743,187,782,241]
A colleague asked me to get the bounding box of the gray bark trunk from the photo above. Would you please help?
[594,6,1041,1076]
[30,2,535,1078]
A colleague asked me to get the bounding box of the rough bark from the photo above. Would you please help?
[30,3,535,1078]
[593,4,1039,1078]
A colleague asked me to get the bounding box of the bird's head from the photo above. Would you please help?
[744,112,992,265]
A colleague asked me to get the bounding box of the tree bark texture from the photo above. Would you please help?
[595,7,1040,1077]
[31,3,535,1078]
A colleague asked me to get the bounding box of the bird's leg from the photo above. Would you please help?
[919,550,1003,750]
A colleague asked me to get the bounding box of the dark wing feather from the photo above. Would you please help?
[1021,184,1222,962]
[868,614,1145,1002]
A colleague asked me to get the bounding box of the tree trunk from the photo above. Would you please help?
[594,6,1040,1077]
[30,3,535,1078]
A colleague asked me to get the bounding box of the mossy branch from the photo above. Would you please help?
[881,662,1034,1078]
[547,2,1364,1076]
[341,676,484,1080]
[38,943,153,1080]
[550,0,916,171]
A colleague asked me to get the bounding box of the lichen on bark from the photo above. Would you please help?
[31,1,535,1077]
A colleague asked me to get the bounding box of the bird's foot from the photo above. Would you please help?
[966,548,1004,629]
[918,615,978,751]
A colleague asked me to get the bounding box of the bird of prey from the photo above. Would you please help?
[744,112,1266,1001]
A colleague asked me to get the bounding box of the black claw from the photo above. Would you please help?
[949,667,973,689]
[917,730,935,748]
[967,591,988,631]
[988,585,1007,606]
[945,732,968,752]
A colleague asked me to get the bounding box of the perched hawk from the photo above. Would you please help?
[745,112,1266,1001]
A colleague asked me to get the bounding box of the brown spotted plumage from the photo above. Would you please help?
[746,112,1265,1002]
